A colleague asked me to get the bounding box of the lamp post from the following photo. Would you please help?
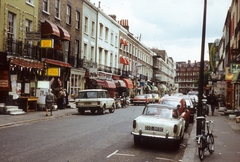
[197,0,207,136]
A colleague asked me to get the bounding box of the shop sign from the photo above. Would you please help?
[47,68,60,77]
[89,68,98,79]
[40,39,54,48]
[0,70,10,91]
[230,63,240,73]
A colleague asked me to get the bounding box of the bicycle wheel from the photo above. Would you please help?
[207,133,214,154]
[198,136,205,160]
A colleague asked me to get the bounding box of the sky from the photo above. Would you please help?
[90,0,232,62]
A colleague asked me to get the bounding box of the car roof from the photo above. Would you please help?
[79,89,107,92]
[146,103,177,110]
[160,95,184,102]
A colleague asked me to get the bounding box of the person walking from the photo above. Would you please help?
[208,92,217,116]
[45,89,54,116]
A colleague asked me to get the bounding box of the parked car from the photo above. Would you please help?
[132,95,151,105]
[131,103,185,149]
[158,96,191,130]
[182,95,196,123]
[152,93,160,103]
[75,89,115,115]
[144,94,155,103]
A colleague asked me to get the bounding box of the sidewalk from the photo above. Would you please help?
[183,108,240,162]
[0,108,78,128]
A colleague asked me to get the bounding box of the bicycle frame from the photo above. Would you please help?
[196,116,214,161]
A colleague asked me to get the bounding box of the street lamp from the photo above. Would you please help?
[197,0,207,136]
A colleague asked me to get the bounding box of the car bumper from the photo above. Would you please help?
[131,131,181,141]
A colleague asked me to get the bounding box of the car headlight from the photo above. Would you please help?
[173,124,178,133]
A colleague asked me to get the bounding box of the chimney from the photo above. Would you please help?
[98,1,101,8]
[119,19,129,31]
[109,14,117,21]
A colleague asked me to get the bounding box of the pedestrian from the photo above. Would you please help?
[208,92,217,116]
[45,89,54,116]
[58,88,66,109]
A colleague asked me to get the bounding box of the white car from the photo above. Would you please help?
[75,89,115,115]
[131,103,185,149]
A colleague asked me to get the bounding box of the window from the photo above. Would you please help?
[55,0,60,18]
[105,27,109,42]
[76,11,80,29]
[91,46,94,62]
[74,40,79,66]
[99,23,103,38]
[115,35,117,47]
[91,21,95,37]
[84,16,88,33]
[25,19,32,32]
[8,12,15,39]
[110,32,113,45]
[83,43,87,59]
[66,5,71,25]
[65,41,70,61]
[26,0,34,5]
[43,0,49,13]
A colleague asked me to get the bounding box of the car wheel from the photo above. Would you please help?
[109,104,115,113]
[134,135,141,145]
[79,109,85,115]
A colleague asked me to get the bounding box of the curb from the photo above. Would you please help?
[0,113,73,128]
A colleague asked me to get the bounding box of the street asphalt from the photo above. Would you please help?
[0,107,240,162]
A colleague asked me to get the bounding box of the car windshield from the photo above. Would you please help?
[161,100,180,108]
[78,91,99,98]
[144,106,177,119]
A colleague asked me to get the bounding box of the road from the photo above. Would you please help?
[0,105,193,162]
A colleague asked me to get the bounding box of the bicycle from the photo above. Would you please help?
[196,116,215,161]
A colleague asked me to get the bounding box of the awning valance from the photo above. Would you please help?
[120,56,129,65]
[91,79,105,86]
[122,78,133,88]
[114,80,126,88]
[41,20,60,37]
[45,59,72,68]
[103,80,116,89]
[10,57,44,69]
[57,25,70,41]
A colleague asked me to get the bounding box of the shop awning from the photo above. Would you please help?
[45,59,72,68]
[10,57,44,69]
[120,56,129,65]
[57,25,70,41]
[122,78,133,88]
[92,79,105,86]
[114,80,126,88]
[103,80,116,89]
[231,72,240,84]
[41,20,60,37]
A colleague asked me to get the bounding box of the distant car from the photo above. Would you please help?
[75,89,115,115]
[182,95,196,123]
[158,96,191,130]
[131,103,185,149]
[144,94,155,103]
[152,93,160,103]
[132,95,151,105]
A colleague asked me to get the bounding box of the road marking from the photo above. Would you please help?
[115,153,135,157]
[106,150,118,158]
[156,157,174,161]
[106,150,135,158]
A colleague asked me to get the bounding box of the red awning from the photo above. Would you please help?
[41,20,60,37]
[122,78,133,88]
[45,59,72,68]
[57,25,70,41]
[125,59,130,65]
[120,56,128,65]
[114,80,126,88]
[103,80,116,89]
[91,79,105,86]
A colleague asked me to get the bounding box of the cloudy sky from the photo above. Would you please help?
[90,0,232,62]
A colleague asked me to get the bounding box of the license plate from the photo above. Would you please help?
[145,126,163,132]
[84,102,91,105]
